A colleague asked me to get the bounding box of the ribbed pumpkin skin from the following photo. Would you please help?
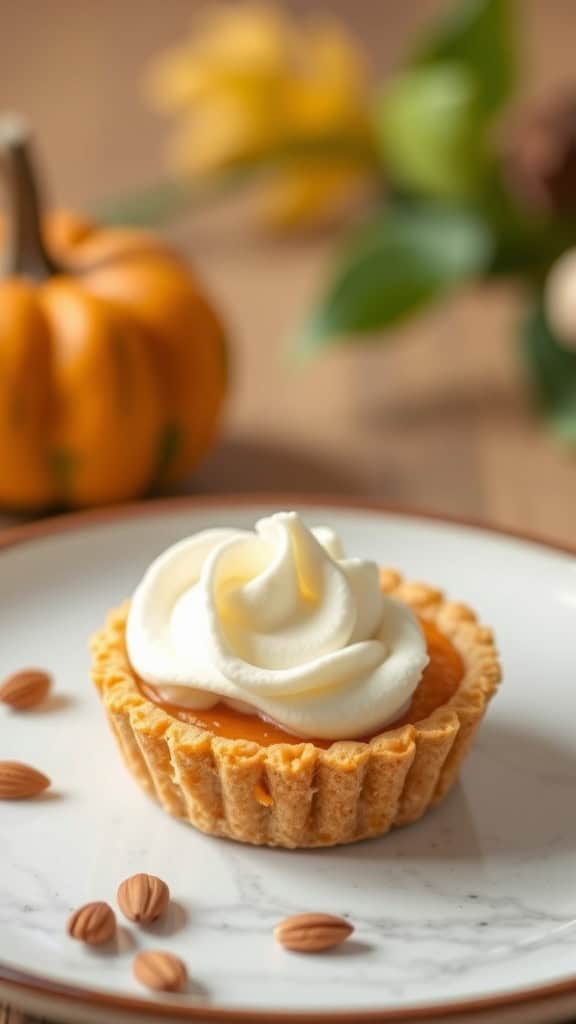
[0,212,226,510]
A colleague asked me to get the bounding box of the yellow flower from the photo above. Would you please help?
[147,4,377,227]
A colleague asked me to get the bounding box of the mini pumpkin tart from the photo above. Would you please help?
[90,513,500,848]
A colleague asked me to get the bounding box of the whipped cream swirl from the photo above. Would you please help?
[126,512,428,740]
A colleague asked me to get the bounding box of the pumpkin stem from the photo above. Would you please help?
[0,115,60,280]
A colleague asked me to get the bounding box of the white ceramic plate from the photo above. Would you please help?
[1,497,576,1024]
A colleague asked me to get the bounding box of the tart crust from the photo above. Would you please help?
[90,571,500,848]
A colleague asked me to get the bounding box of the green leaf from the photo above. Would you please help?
[295,205,492,353]
[375,0,517,200]
[413,0,516,115]
[375,63,490,200]
[522,302,576,443]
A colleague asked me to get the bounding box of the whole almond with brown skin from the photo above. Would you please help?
[133,950,187,992]
[0,761,50,800]
[274,913,353,952]
[67,902,116,945]
[0,669,51,710]
[117,873,170,923]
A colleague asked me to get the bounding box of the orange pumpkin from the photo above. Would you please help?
[0,119,226,510]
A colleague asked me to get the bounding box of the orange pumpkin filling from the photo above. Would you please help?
[137,619,462,749]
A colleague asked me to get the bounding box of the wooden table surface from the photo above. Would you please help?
[2,0,576,547]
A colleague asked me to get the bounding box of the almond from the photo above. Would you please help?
[117,872,170,923]
[0,669,51,710]
[67,901,116,945]
[133,950,187,992]
[0,761,50,800]
[274,912,353,952]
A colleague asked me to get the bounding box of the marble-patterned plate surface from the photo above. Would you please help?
[1,496,576,1024]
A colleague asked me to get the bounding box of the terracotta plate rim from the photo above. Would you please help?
[1,491,575,1024]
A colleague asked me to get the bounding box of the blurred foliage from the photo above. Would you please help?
[375,64,492,201]
[412,0,516,114]
[297,204,492,352]
[523,304,576,444]
[101,0,576,443]
[144,4,378,228]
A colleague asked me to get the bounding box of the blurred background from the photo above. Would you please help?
[1,0,576,544]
